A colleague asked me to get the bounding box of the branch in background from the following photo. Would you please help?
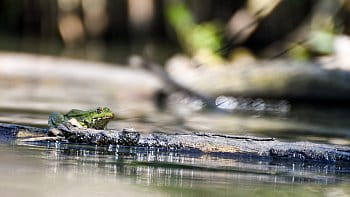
[133,56,219,111]
[218,2,278,56]
[269,39,309,59]
[265,0,344,59]
[218,7,265,55]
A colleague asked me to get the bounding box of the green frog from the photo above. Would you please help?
[48,107,115,130]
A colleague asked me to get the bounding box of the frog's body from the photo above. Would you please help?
[48,107,115,130]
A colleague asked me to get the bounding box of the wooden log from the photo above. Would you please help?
[1,122,350,163]
[0,123,48,142]
[165,57,350,101]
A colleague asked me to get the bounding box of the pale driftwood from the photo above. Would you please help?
[166,57,350,101]
[1,122,350,164]
[0,52,162,118]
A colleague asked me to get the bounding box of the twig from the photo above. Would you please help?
[139,57,220,110]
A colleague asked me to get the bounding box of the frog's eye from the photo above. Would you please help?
[96,107,102,113]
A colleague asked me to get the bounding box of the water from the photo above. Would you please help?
[3,104,350,197]
[1,52,350,196]
[2,138,350,197]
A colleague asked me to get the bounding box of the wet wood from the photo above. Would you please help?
[0,123,48,142]
[1,122,350,164]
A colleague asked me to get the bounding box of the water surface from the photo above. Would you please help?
[1,51,350,196]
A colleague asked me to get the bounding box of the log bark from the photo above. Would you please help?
[1,122,350,164]
[0,123,48,142]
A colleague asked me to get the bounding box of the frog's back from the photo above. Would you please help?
[66,109,89,116]
[48,112,65,128]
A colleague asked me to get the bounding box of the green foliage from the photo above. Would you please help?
[289,29,336,60]
[308,30,335,54]
[165,2,223,59]
[288,44,310,61]
[189,23,223,54]
[166,3,194,35]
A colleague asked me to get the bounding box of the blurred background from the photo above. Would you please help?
[2,1,350,196]
[0,0,344,63]
[0,0,350,140]
[2,0,350,64]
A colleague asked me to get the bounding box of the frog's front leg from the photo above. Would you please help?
[48,112,65,128]
[67,118,85,128]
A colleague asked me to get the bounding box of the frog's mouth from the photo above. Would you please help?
[92,115,114,129]
[96,116,114,121]
[96,112,115,120]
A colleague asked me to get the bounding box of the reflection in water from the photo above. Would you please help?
[0,143,164,197]
[1,100,350,195]
[31,141,350,186]
[215,96,290,114]
[0,140,350,196]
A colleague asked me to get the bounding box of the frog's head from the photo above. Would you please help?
[66,107,115,129]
